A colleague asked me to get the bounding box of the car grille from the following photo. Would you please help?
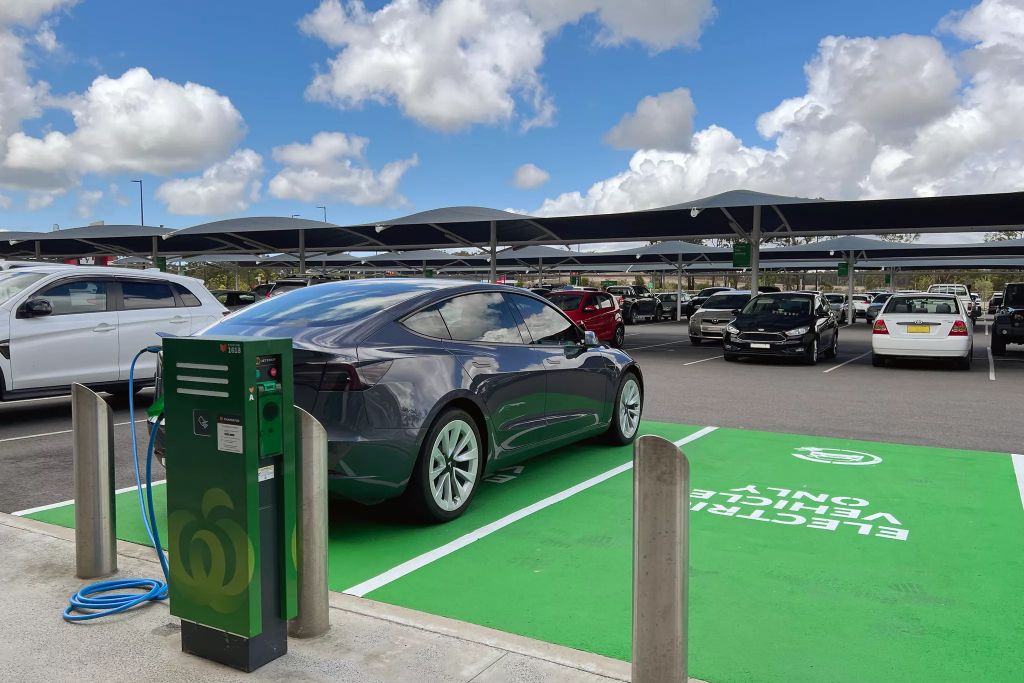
[738,332,785,342]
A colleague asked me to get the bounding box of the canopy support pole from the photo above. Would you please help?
[847,252,856,325]
[234,264,240,290]
[298,229,306,274]
[676,254,683,321]
[151,236,158,266]
[750,206,761,295]
[489,221,497,284]
[34,240,41,260]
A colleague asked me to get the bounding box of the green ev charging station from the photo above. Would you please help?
[162,336,298,672]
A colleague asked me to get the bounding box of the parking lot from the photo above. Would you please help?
[4,318,1023,682]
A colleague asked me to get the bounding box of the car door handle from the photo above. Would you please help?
[544,357,562,366]
[92,323,116,333]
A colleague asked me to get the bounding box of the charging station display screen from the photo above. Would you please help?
[256,355,282,383]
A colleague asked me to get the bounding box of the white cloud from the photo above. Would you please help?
[0,0,78,27]
[4,67,245,177]
[156,149,264,216]
[75,189,102,218]
[109,182,130,206]
[300,0,714,131]
[604,87,696,152]
[512,163,549,189]
[538,0,1024,217]
[0,193,11,209]
[26,189,63,210]
[268,131,417,207]
[32,20,60,51]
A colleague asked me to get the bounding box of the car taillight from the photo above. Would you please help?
[949,320,969,336]
[873,319,889,335]
[295,359,393,391]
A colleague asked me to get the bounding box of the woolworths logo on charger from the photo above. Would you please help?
[792,446,882,466]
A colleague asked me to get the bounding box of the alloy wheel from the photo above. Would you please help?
[428,419,479,512]
[619,378,641,438]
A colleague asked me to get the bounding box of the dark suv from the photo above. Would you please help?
[991,283,1024,356]
[722,291,839,365]
[605,285,661,324]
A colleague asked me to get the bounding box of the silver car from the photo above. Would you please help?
[689,290,752,344]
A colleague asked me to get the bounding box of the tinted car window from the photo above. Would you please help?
[508,294,581,345]
[227,280,443,327]
[438,293,523,344]
[122,280,176,310]
[884,296,960,314]
[742,294,812,316]
[872,293,893,304]
[403,305,451,339]
[1004,285,1024,308]
[172,282,202,307]
[703,293,749,310]
[547,293,584,311]
[596,293,614,309]
[39,280,108,315]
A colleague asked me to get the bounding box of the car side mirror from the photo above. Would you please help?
[584,330,599,347]
[18,298,52,318]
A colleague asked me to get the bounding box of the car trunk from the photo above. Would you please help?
[883,315,958,339]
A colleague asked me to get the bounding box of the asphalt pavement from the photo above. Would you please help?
[1,317,1019,514]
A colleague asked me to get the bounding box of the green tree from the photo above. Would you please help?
[984,231,1024,241]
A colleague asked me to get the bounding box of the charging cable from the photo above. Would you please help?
[63,346,169,622]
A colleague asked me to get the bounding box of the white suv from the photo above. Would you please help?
[0,266,226,400]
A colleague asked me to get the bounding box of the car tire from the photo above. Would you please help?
[956,348,973,370]
[825,333,838,359]
[604,371,643,446]
[802,337,819,366]
[872,353,886,367]
[612,325,625,348]
[723,353,738,362]
[991,338,1007,356]
[689,336,702,346]
[654,306,663,322]
[624,306,635,325]
[406,408,483,523]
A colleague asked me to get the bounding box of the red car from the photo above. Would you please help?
[546,290,625,348]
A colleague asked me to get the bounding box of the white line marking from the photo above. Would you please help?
[683,355,723,365]
[1012,455,1024,513]
[344,426,720,597]
[0,419,145,444]
[988,346,996,381]
[985,322,989,336]
[12,480,166,517]
[624,340,689,351]
[823,351,871,374]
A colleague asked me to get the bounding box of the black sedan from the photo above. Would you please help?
[721,291,839,365]
[200,279,644,521]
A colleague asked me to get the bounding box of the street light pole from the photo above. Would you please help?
[131,180,144,226]
[316,206,327,223]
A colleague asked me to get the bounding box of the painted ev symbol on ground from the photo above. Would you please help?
[792,447,882,466]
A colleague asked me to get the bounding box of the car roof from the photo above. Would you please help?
[891,292,956,298]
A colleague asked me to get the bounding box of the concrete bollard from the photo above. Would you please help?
[72,383,117,579]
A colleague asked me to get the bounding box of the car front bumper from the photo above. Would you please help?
[723,333,811,356]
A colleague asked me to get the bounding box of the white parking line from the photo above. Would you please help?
[12,480,166,517]
[683,355,723,365]
[344,426,720,597]
[988,346,996,381]
[625,340,689,352]
[822,351,871,374]
[0,419,145,444]
[1012,455,1024,513]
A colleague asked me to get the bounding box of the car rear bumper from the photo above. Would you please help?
[871,337,970,357]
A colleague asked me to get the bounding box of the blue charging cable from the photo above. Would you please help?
[63,346,169,622]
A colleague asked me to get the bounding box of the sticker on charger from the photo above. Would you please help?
[216,415,243,454]
[257,465,275,482]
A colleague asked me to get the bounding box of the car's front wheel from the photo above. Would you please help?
[802,337,819,366]
[825,332,838,359]
[689,336,702,345]
[605,371,642,445]
[624,306,635,324]
[612,324,625,348]
[407,408,482,522]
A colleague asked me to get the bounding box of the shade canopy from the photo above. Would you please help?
[1,224,228,258]
[164,217,383,253]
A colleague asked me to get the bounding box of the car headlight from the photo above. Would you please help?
[725,324,739,335]
[785,326,810,337]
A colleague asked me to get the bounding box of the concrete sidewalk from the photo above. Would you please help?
[0,512,666,683]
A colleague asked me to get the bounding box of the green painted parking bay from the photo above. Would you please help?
[23,423,1024,682]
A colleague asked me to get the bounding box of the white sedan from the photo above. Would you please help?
[871,294,973,369]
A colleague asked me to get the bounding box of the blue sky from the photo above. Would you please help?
[3,0,1020,235]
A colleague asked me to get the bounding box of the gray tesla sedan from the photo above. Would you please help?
[198,279,644,522]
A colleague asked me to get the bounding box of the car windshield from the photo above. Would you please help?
[697,288,726,297]
[825,294,846,303]
[547,294,584,311]
[224,280,446,327]
[883,296,961,315]
[633,286,651,295]
[1004,285,1024,308]
[0,271,47,306]
[704,293,749,310]
[741,294,812,317]
[871,293,893,304]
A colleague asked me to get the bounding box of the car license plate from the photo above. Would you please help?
[907,325,930,333]
[750,343,770,349]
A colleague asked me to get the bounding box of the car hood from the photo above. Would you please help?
[692,307,736,321]
[732,314,814,332]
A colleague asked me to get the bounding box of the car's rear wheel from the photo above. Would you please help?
[991,338,1007,356]
[605,372,642,445]
[624,306,635,324]
[612,324,625,348]
[802,337,819,366]
[407,408,482,522]
[872,353,886,367]
[689,336,702,345]
[653,306,663,322]
[955,348,973,370]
